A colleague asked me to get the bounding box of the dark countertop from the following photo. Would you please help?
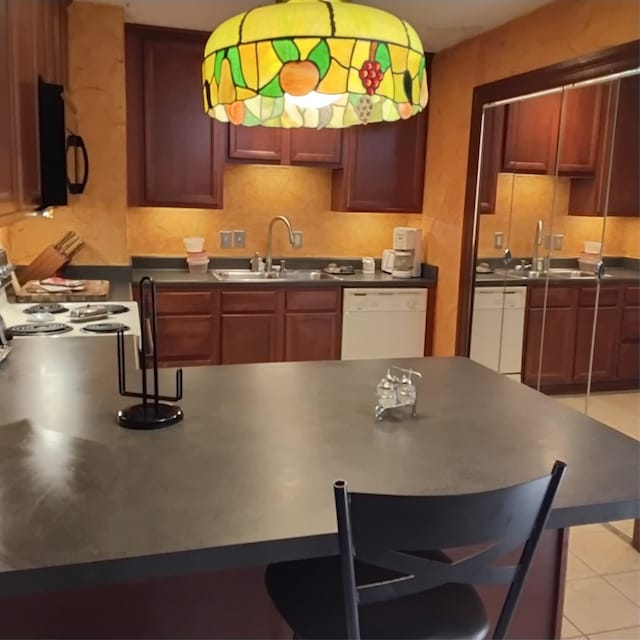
[130,268,436,288]
[474,258,639,287]
[0,337,638,596]
[475,267,639,287]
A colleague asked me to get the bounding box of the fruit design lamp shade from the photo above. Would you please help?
[203,0,428,128]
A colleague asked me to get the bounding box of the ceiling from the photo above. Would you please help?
[77,0,556,52]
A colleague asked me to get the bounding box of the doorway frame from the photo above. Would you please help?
[455,39,640,355]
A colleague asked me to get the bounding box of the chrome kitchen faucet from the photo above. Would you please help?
[265,216,295,274]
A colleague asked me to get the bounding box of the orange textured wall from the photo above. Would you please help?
[128,164,417,258]
[477,173,640,259]
[423,0,640,355]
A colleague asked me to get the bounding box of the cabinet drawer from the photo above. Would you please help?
[222,290,280,313]
[625,287,640,306]
[134,287,217,315]
[621,308,640,342]
[529,287,577,308]
[286,288,340,312]
[579,287,620,307]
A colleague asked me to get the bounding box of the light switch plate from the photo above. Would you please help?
[494,232,504,249]
[292,231,304,249]
[552,234,564,251]
[219,231,233,249]
[233,230,245,249]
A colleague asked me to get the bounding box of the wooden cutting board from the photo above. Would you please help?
[5,280,110,302]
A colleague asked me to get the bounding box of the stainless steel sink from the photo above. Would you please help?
[211,269,342,282]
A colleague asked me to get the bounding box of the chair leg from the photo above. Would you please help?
[632,519,639,553]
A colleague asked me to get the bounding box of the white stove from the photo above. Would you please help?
[0,295,141,339]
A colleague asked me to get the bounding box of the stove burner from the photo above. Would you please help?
[103,304,129,315]
[23,303,68,315]
[82,322,130,334]
[8,322,73,336]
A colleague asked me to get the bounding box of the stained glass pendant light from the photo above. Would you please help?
[202,0,428,128]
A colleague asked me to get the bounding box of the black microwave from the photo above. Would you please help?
[37,78,89,210]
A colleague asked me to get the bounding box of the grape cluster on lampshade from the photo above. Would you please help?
[202,0,428,129]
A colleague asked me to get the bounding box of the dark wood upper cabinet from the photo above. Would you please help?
[557,84,603,175]
[228,126,342,166]
[503,93,561,174]
[0,0,67,218]
[126,25,226,208]
[569,75,639,217]
[478,105,505,214]
[0,0,18,215]
[503,85,603,176]
[331,107,428,213]
[8,0,40,209]
[229,126,282,163]
[606,76,639,216]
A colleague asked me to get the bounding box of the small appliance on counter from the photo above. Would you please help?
[0,312,12,364]
[381,227,423,278]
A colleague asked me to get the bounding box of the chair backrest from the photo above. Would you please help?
[334,460,566,640]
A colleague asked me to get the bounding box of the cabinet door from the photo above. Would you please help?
[126,26,225,208]
[331,108,428,213]
[503,93,561,174]
[523,287,578,388]
[220,314,281,364]
[155,315,218,366]
[285,313,340,361]
[0,0,18,215]
[228,126,282,163]
[9,0,40,209]
[573,306,620,383]
[606,75,639,216]
[557,84,603,175]
[289,128,342,166]
[478,105,505,214]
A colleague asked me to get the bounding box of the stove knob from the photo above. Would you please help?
[407,298,417,310]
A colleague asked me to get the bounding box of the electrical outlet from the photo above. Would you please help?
[292,231,304,249]
[233,230,245,249]
[219,230,233,249]
[494,232,504,249]
[552,234,564,251]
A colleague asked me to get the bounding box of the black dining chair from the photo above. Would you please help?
[265,460,566,640]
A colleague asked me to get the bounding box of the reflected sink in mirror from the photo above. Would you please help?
[211,269,342,282]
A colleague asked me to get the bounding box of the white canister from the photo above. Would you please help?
[362,256,375,273]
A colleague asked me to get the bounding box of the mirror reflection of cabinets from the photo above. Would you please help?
[478,76,639,217]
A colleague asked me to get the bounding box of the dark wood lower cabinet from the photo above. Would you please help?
[523,284,639,392]
[573,306,620,383]
[221,313,282,365]
[284,313,340,362]
[523,307,577,387]
[155,315,218,367]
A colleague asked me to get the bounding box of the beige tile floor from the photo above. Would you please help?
[556,391,640,640]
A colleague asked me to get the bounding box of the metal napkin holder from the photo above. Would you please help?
[116,276,183,429]
[375,365,422,421]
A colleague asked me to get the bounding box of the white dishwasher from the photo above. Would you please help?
[341,288,428,360]
[469,286,526,377]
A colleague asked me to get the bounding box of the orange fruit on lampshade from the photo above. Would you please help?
[279,60,320,96]
[226,101,245,125]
